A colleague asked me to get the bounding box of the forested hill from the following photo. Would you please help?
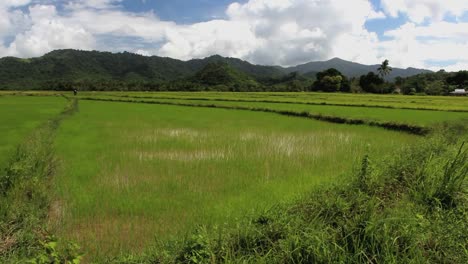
[287,57,431,80]
[0,49,431,90]
[0,50,283,90]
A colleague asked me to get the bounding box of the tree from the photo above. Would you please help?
[321,75,342,92]
[447,71,468,88]
[359,72,384,93]
[377,59,392,80]
[424,80,449,95]
[312,68,350,92]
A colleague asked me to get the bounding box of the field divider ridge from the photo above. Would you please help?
[0,97,80,261]
[80,97,430,135]
[105,94,468,113]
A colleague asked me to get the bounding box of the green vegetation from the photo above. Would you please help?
[78,91,468,111]
[400,70,468,95]
[0,49,449,94]
[118,123,468,263]
[1,92,467,263]
[53,100,417,260]
[0,96,66,170]
[377,59,393,79]
[359,72,386,93]
[0,97,81,263]
[0,50,282,91]
[311,68,350,92]
[77,92,468,130]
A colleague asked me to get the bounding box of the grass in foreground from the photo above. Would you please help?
[0,98,79,263]
[114,123,468,264]
[53,100,418,260]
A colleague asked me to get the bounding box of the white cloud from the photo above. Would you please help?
[429,62,468,72]
[4,5,95,57]
[159,20,258,61]
[378,21,468,69]
[381,0,468,23]
[0,0,467,72]
[197,0,383,66]
[65,0,123,10]
[0,0,32,8]
[65,9,172,41]
[385,21,468,40]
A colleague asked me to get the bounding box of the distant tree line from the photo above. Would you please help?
[310,60,467,95]
[18,67,467,96]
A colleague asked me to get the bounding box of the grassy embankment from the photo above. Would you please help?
[0,96,80,262]
[53,100,419,260]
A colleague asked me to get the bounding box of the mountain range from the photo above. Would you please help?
[0,49,432,90]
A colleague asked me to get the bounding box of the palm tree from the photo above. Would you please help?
[377,59,392,79]
[376,60,392,93]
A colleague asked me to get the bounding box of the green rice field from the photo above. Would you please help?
[53,100,419,258]
[81,91,468,111]
[0,96,66,169]
[80,95,468,127]
[1,92,467,262]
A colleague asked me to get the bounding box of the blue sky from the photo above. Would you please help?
[121,0,405,36]
[119,0,406,37]
[121,0,249,23]
[0,0,468,71]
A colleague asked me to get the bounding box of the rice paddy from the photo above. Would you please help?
[1,92,467,262]
[51,99,422,258]
[80,91,468,111]
[0,96,65,169]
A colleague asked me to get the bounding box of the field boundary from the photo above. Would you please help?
[80,97,430,135]
[105,94,468,113]
[0,97,79,262]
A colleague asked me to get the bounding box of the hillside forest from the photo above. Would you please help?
[0,50,467,95]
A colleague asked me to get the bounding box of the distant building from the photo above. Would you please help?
[450,89,467,96]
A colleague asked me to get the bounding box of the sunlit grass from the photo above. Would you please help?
[53,100,419,259]
[0,96,65,169]
[82,91,468,111]
[79,94,468,127]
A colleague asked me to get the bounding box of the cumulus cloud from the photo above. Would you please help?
[157,0,384,66]
[10,6,95,57]
[0,0,467,71]
[158,20,258,61]
[3,5,94,57]
[381,0,468,23]
[379,21,468,70]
